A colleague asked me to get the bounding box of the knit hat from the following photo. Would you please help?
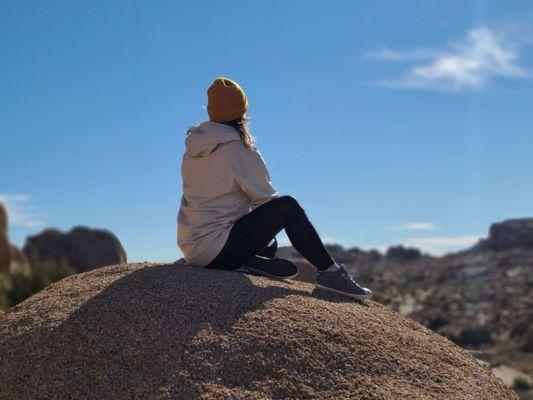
[207,77,249,122]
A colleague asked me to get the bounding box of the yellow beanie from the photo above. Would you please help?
[207,77,249,122]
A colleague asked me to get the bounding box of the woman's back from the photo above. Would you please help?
[178,121,277,266]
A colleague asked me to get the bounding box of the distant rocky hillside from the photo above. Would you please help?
[278,218,533,398]
[0,262,516,399]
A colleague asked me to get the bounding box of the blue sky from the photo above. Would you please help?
[1,0,533,262]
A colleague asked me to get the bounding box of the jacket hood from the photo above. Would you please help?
[184,121,242,157]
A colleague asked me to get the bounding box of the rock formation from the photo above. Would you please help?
[0,262,516,399]
[474,218,533,252]
[0,204,9,270]
[385,245,422,261]
[23,226,127,272]
[0,203,6,234]
[0,203,29,274]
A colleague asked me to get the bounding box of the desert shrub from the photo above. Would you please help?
[7,255,72,307]
[511,321,529,337]
[371,292,388,305]
[445,333,458,343]
[512,377,531,391]
[427,315,449,331]
[521,333,533,353]
[0,273,10,310]
[456,325,492,347]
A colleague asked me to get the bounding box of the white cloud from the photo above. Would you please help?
[403,235,483,255]
[367,234,483,256]
[385,222,437,231]
[370,27,528,91]
[0,194,44,228]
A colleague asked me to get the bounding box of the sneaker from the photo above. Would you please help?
[316,263,372,299]
[243,255,298,280]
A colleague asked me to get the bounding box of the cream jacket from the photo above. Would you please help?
[177,121,278,266]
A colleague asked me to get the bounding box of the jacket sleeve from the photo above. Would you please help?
[232,146,278,209]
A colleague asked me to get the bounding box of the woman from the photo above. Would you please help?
[177,77,372,299]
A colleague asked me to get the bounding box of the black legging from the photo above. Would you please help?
[205,195,334,271]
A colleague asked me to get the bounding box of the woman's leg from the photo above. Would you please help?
[205,195,334,271]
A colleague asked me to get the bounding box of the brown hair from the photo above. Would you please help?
[220,114,256,150]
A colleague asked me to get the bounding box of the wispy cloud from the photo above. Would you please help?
[367,47,440,62]
[368,234,483,256]
[403,235,482,255]
[385,222,437,231]
[369,27,529,92]
[0,194,44,228]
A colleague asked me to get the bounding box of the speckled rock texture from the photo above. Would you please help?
[0,262,516,400]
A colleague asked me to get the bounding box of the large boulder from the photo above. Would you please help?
[472,218,533,253]
[0,262,515,399]
[0,203,29,274]
[385,245,422,261]
[23,226,126,272]
[486,218,533,252]
[0,202,7,233]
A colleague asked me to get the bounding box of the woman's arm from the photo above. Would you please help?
[232,146,278,209]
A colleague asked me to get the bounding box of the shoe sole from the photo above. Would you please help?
[315,284,373,300]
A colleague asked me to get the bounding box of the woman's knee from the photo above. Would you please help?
[276,195,301,208]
